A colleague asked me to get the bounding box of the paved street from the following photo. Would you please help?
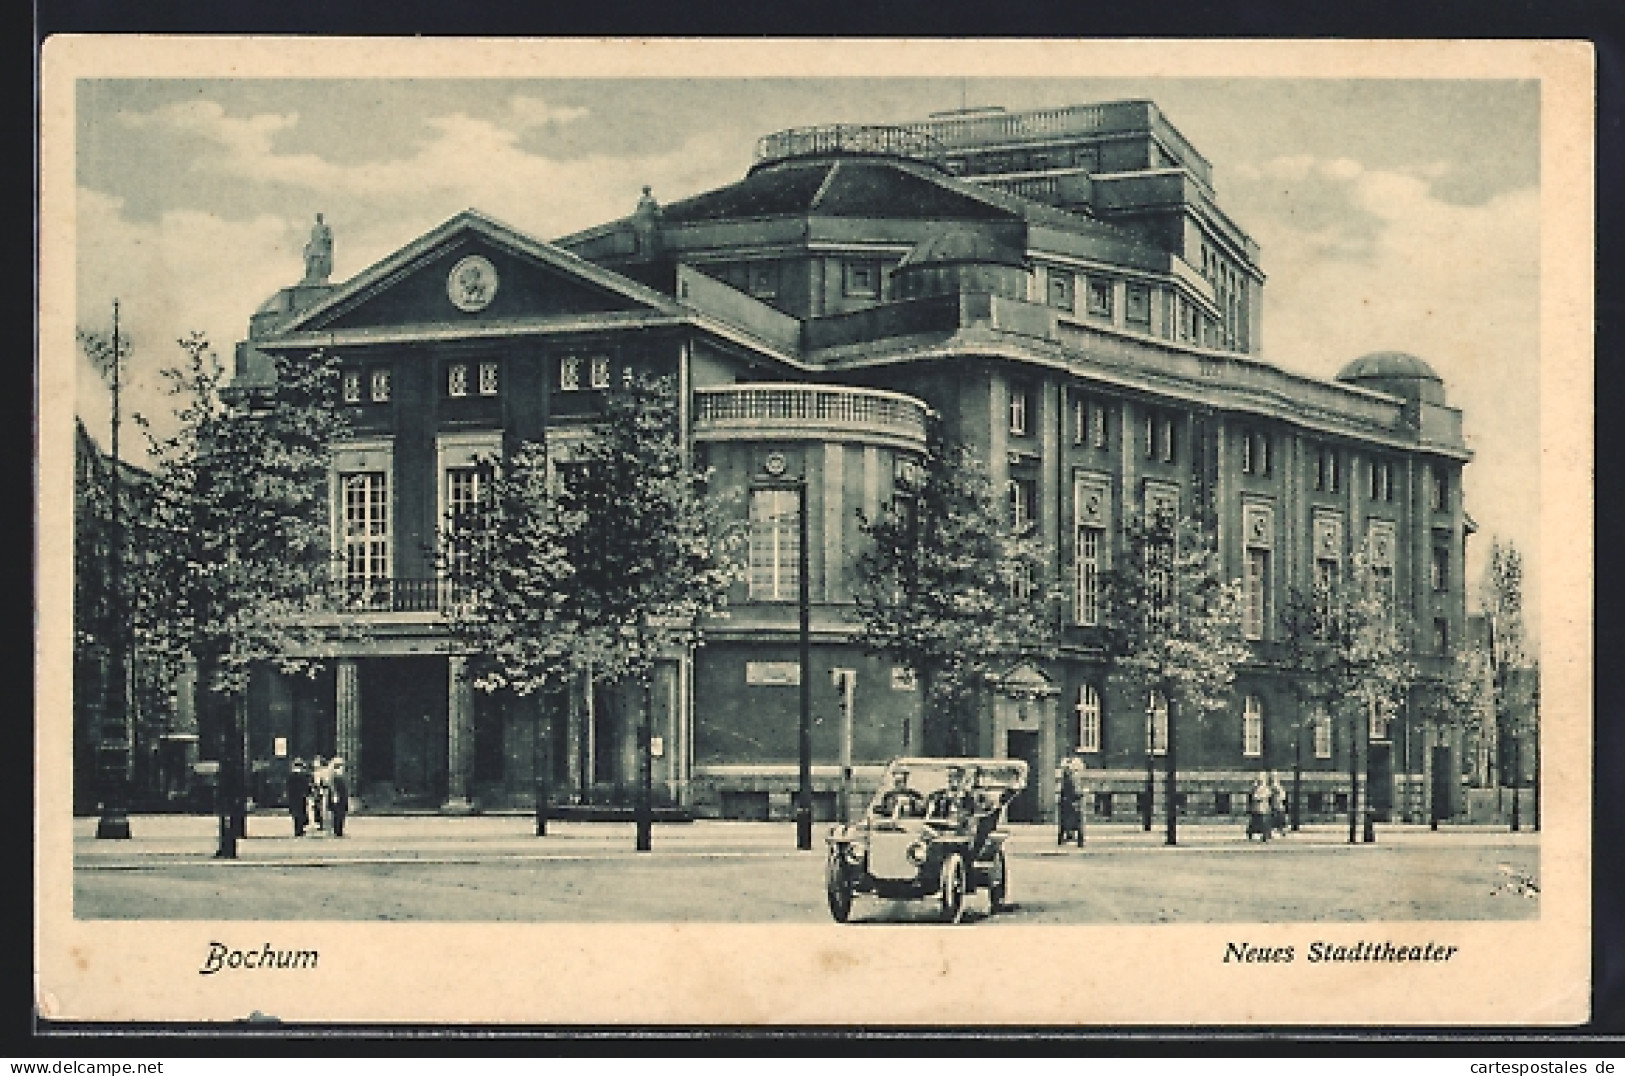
[71,813,1541,923]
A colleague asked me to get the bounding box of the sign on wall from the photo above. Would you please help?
[746,661,801,686]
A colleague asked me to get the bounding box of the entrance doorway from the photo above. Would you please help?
[359,656,448,806]
[1006,729,1041,822]
[1368,740,1394,822]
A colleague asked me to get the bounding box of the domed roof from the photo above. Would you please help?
[897,228,1025,270]
[1336,351,1441,383]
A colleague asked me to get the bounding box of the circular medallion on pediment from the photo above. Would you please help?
[448,255,499,312]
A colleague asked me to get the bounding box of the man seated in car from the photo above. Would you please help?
[925,765,976,828]
[873,769,926,819]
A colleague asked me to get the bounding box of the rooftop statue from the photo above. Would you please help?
[302,213,333,285]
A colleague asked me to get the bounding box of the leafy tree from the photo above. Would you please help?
[448,374,744,847]
[1278,546,1416,842]
[1481,538,1537,829]
[853,436,1058,756]
[1101,508,1249,846]
[128,334,351,856]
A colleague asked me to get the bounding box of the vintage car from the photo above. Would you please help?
[824,757,1028,924]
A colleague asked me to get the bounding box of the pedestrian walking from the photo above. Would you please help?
[1269,771,1289,836]
[310,755,329,832]
[1246,774,1272,841]
[327,757,351,837]
[1057,752,1087,847]
[285,759,312,837]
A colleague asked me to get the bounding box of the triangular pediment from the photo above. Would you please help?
[273,210,681,338]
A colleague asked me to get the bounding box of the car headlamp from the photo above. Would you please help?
[906,839,929,865]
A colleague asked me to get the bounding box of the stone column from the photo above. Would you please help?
[335,659,361,792]
[446,655,474,809]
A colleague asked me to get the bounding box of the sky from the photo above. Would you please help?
[70,76,1542,626]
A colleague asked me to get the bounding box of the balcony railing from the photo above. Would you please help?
[754,124,946,168]
[329,578,457,613]
[693,384,930,448]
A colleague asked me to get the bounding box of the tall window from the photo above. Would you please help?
[1312,704,1332,759]
[1146,691,1168,756]
[1314,446,1341,492]
[1144,410,1175,461]
[1369,459,1394,502]
[1009,385,1030,435]
[1008,477,1037,534]
[748,488,800,601]
[1431,544,1450,592]
[1125,284,1151,330]
[1242,695,1264,757]
[1076,684,1102,753]
[341,471,389,602]
[342,370,362,404]
[478,361,500,396]
[445,467,487,591]
[1244,548,1270,640]
[369,368,392,403]
[1434,617,1450,654]
[1076,524,1103,626]
[1072,396,1089,445]
[1241,429,1270,475]
[1431,466,1449,512]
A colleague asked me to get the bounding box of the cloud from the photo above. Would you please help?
[505,95,590,130]
[1233,155,1541,630]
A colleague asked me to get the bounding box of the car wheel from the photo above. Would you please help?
[939,853,966,924]
[987,849,1008,913]
[826,851,855,923]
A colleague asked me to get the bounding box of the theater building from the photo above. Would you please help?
[232,99,1472,822]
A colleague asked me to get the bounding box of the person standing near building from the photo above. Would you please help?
[310,755,329,832]
[285,759,312,837]
[1058,752,1088,847]
[1269,771,1289,836]
[1247,774,1272,841]
[327,757,351,837]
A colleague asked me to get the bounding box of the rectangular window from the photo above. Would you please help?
[1076,524,1103,626]
[1434,617,1450,654]
[369,368,392,404]
[1161,417,1176,463]
[444,466,487,589]
[559,356,581,391]
[1241,430,1270,476]
[1312,706,1333,759]
[748,488,800,601]
[1431,545,1450,592]
[341,471,389,603]
[1242,696,1264,758]
[589,354,612,390]
[478,361,499,396]
[1009,386,1030,436]
[1086,278,1113,318]
[1244,547,1270,640]
[1314,448,1342,493]
[1369,459,1394,502]
[1090,402,1107,447]
[1076,685,1102,753]
[447,363,469,398]
[1125,284,1151,330]
[1143,410,1156,459]
[1047,270,1075,311]
[1008,478,1037,533]
[1072,396,1088,445]
[1146,693,1168,756]
[1431,467,1449,512]
[342,370,362,404]
[843,261,878,298]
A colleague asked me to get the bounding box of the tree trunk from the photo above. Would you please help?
[636,675,653,852]
[1164,698,1179,846]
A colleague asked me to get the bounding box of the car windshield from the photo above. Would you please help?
[866,759,1027,819]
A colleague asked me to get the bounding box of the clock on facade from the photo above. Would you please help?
[447,255,499,312]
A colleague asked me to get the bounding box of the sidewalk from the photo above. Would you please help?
[71,813,1540,870]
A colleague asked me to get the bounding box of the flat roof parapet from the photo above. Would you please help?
[753,124,947,170]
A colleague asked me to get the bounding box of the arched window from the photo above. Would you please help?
[1242,694,1264,757]
[1076,684,1102,753]
[1146,690,1168,756]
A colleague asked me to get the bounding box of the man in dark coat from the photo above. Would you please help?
[1058,753,1087,847]
[327,757,351,837]
[285,759,312,837]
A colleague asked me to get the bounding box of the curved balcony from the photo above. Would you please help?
[693,383,929,452]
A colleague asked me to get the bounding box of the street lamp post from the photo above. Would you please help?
[754,457,812,851]
[96,299,132,840]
